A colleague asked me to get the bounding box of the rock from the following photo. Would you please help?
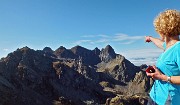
[0,45,153,105]
[92,47,101,55]
[53,96,75,105]
[99,45,116,63]
[43,47,53,53]
[70,45,101,65]
[105,95,148,105]
[54,46,76,59]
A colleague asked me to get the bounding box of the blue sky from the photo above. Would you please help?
[0,0,180,65]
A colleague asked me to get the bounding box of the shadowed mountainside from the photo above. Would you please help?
[0,45,153,105]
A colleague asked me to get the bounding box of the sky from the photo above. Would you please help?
[0,0,180,65]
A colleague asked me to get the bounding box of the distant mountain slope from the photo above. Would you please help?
[0,45,153,105]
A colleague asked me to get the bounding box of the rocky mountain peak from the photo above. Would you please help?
[70,45,89,54]
[93,47,100,55]
[54,46,66,54]
[71,45,101,65]
[55,46,66,52]
[6,46,34,60]
[20,46,35,54]
[21,46,31,50]
[105,44,113,49]
[43,47,53,53]
[94,47,100,50]
[59,46,66,50]
[104,45,116,54]
[99,45,116,62]
[54,46,75,59]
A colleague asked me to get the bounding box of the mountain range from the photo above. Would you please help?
[0,45,153,105]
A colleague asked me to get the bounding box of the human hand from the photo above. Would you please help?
[146,65,167,81]
[146,66,155,73]
[145,36,152,42]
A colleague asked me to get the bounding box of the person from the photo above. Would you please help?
[145,9,180,105]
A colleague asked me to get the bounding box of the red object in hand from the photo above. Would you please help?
[146,66,155,73]
[145,36,151,42]
[146,39,151,42]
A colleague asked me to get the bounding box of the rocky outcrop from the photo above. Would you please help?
[70,45,101,65]
[105,95,148,105]
[54,46,76,59]
[97,55,138,82]
[99,45,116,63]
[93,47,101,55]
[0,45,153,105]
[43,47,53,53]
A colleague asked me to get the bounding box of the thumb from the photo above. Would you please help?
[152,65,157,70]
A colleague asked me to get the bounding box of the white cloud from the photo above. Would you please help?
[97,34,109,38]
[2,49,9,51]
[129,58,158,66]
[121,48,162,58]
[114,33,144,42]
[95,39,109,43]
[77,33,144,45]
[113,34,129,41]
[81,35,96,38]
[75,33,146,48]
[74,40,92,45]
[120,48,163,66]
[119,40,135,44]
[81,34,110,38]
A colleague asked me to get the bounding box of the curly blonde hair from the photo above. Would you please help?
[154,9,180,37]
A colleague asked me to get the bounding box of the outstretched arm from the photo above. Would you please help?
[145,36,165,50]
